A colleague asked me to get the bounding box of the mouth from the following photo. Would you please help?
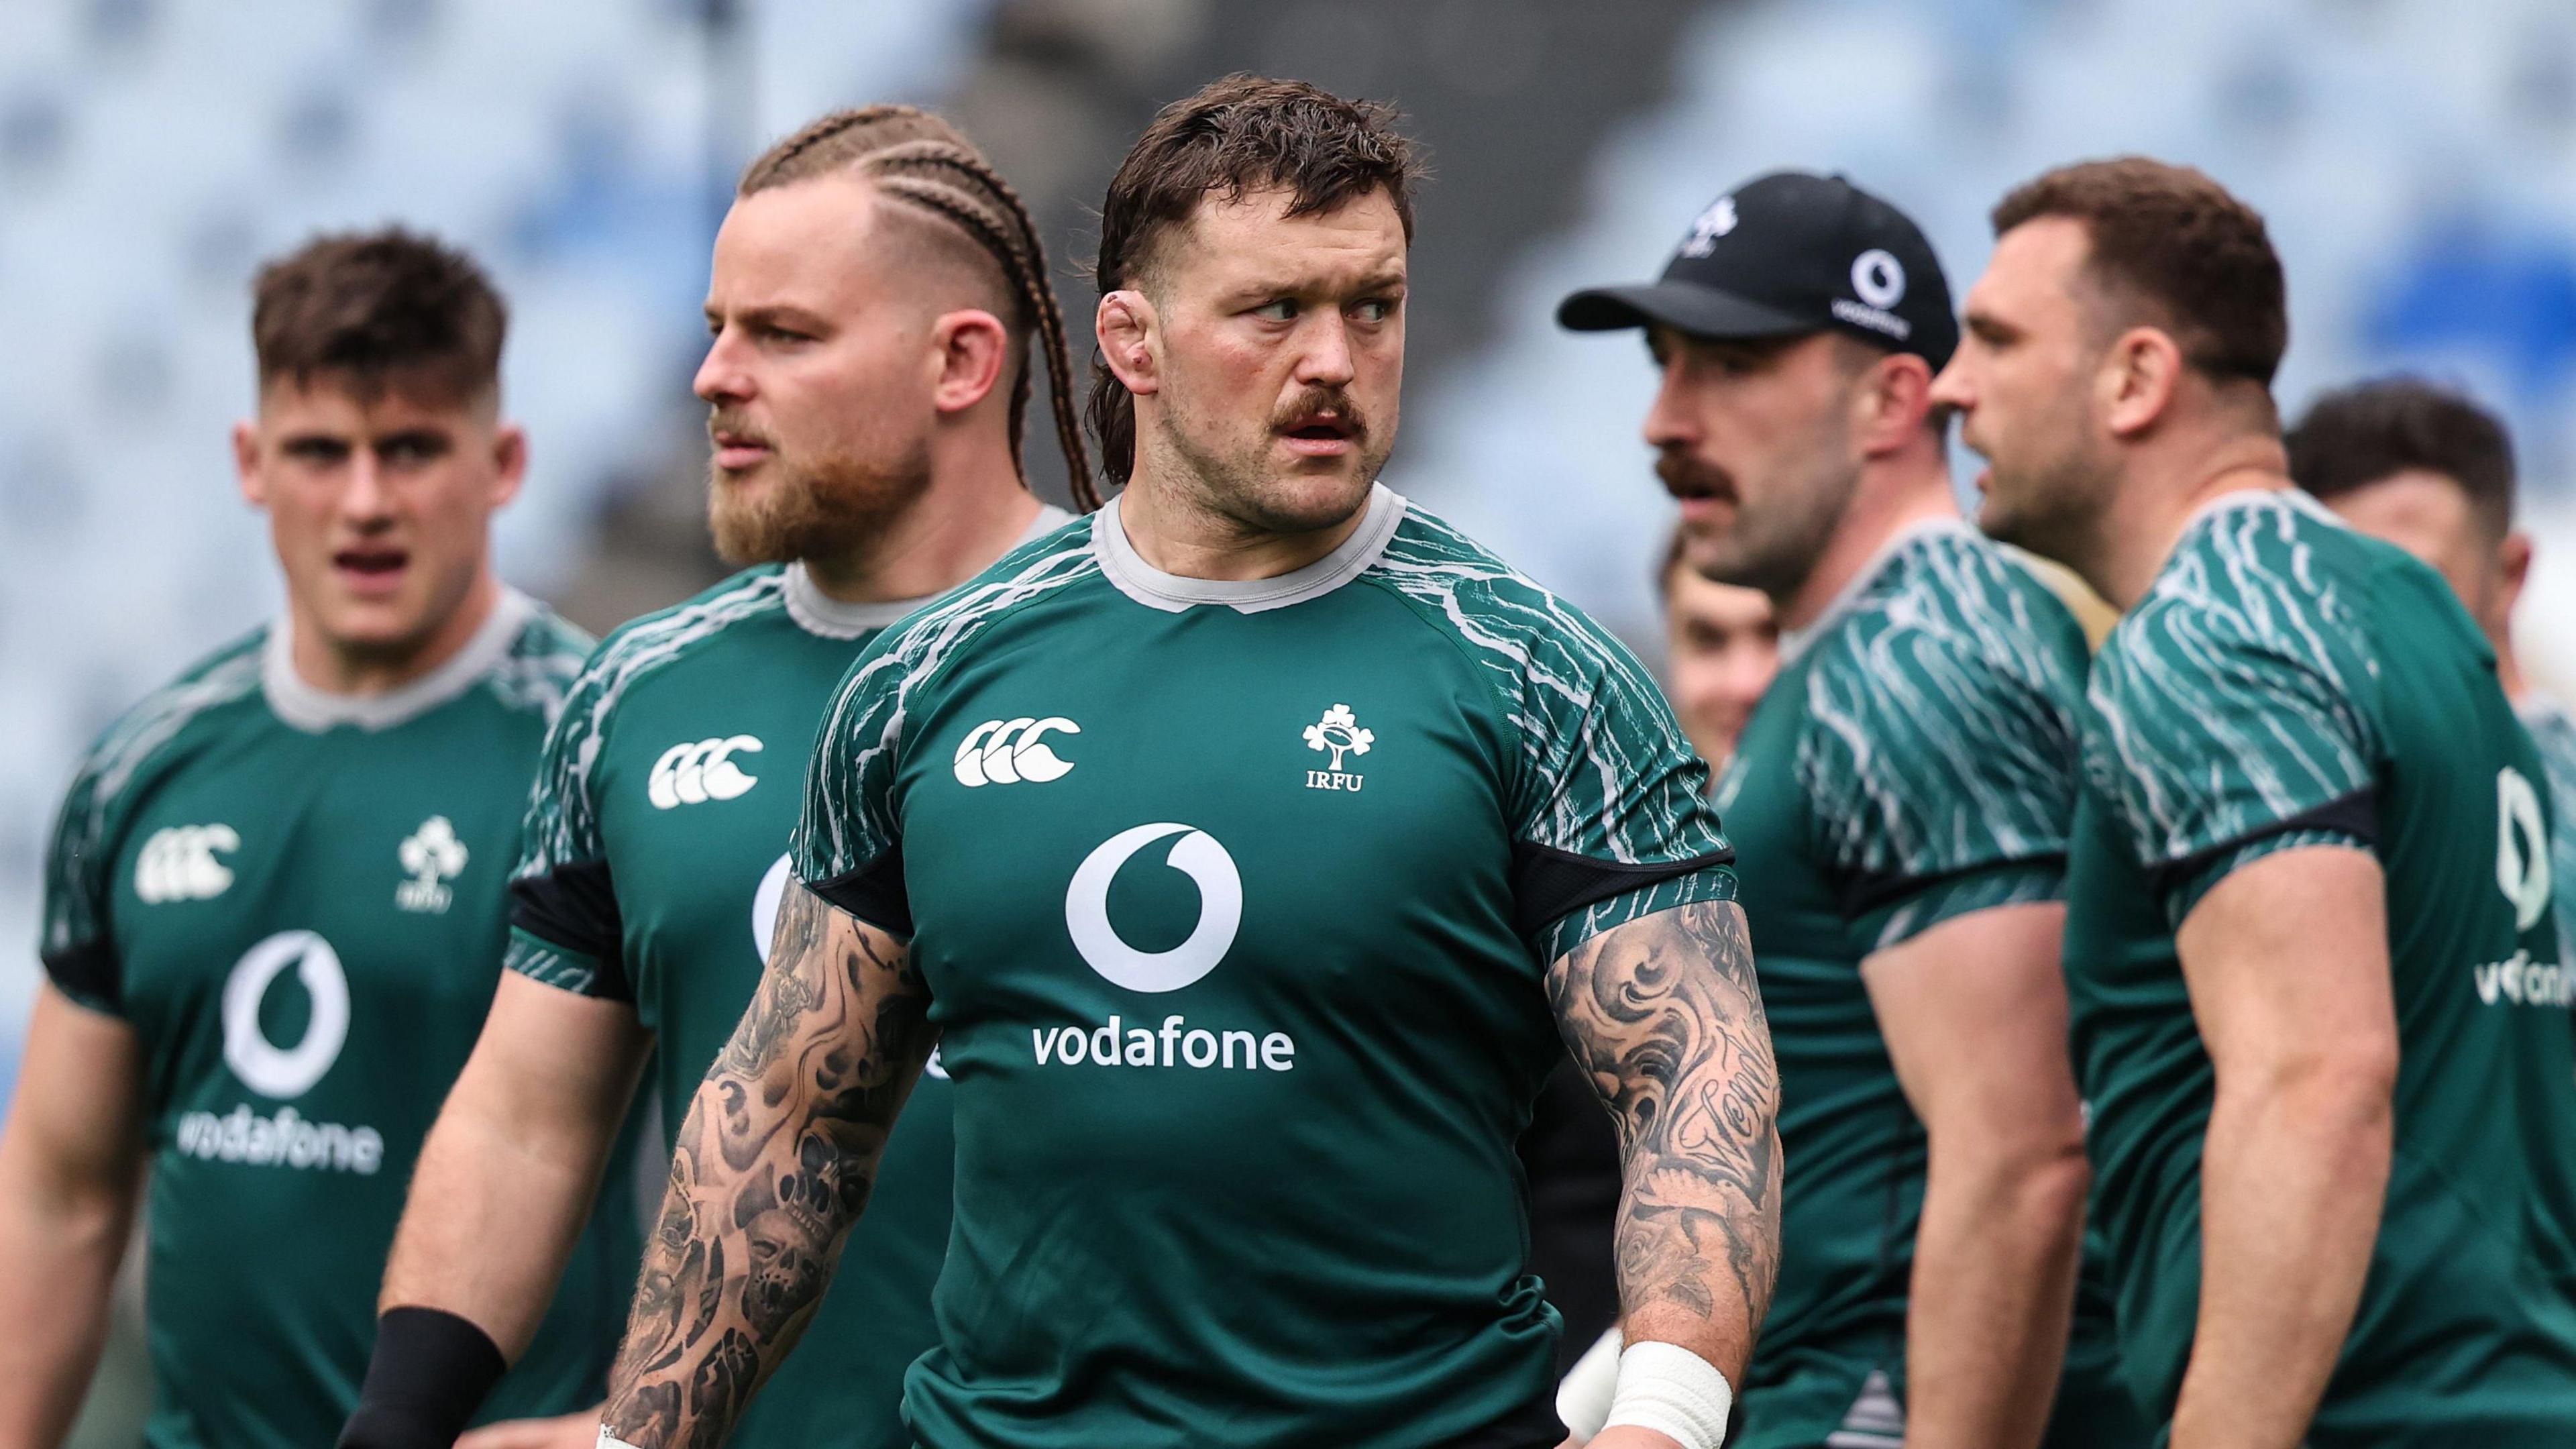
[332,545,410,596]
[1656,460,1737,520]
[1277,412,1357,458]
[710,427,775,473]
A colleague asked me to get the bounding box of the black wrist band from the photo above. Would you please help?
[336,1306,509,1449]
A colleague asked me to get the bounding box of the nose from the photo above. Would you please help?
[1643,360,1697,449]
[696,325,753,405]
[1294,313,1356,390]
[341,449,394,527]
[1927,354,1972,415]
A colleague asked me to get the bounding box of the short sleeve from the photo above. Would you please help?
[38,762,125,1015]
[2088,593,2379,927]
[506,655,631,1000]
[1800,618,2086,954]
[792,641,916,940]
[1505,612,1737,963]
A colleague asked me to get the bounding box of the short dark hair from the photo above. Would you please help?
[252,228,506,402]
[1991,156,2286,387]
[1087,74,1428,488]
[2288,377,2517,542]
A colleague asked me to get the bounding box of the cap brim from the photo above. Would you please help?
[1556,280,1815,339]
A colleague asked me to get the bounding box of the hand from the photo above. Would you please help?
[454,1407,600,1449]
[1561,1430,1687,1449]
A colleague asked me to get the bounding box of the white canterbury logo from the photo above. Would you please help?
[136,824,239,902]
[954,716,1079,787]
[649,735,762,809]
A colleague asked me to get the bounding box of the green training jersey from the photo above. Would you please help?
[2066,490,2576,1442]
[1714,523,2145,1448]
[2516,694,2576,957]
[506,513,1063,1448]
[36,592,639,1449]
[792,486,1738,1449]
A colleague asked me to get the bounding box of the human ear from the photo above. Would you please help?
[1096,290,1159,397]
[2100,327,2183,439]
[928,309,1010,415]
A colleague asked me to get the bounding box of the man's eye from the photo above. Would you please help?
[1352,299,1394,323]
[1252,300,1297,322]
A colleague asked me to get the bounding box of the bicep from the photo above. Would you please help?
[456,972,652,1138]
[2176,844,2394,1083]
[0,984,145,1198]
[1861,901,2081,1136]
[1547,898,1769,1145]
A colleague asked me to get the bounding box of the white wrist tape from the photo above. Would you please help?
[597,1426,643,1449]
[1601,1340,1734,1449]
[1555,1324,1625,1440]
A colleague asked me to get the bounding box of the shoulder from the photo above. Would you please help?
[837,517,1104,706]
[550,568,791,731]
[482,599,598,724]
[46,627,269,904]
[1805,527,2088,728]
[60,627,270,819]
[1364,500,1662,708]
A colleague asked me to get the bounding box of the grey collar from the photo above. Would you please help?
[264,587,536,733]
[1093,483,1405,614]
[1778,516,1978,664]
[782,503,1073,639]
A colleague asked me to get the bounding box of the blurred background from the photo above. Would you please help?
[7,0,2576,1436]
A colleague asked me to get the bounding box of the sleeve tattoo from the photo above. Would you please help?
[1550,898,1781,1365]
[600,883,936,1448]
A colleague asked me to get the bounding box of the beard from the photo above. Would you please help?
[1153,383,1394,537]
[1974,438,2111,571]
[1663,447,1858,601]
[706,429,931,568]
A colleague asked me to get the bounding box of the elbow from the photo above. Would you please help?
[2218,1037,2398,1140]
[1928,1118,2090,1236]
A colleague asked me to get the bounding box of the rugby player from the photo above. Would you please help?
[0,231,633,1449]
[1655,531,1776,767]
[2288,378,2576,953]
[335,109,1088,1449]
[1934,157,2576,1445]
[1560,170,2142,1449]
[596,75,1782,1449]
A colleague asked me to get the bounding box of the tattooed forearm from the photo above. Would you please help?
[600,882,935,1449]
[1550,898,1780,1375]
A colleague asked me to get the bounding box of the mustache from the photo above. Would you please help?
[707,409,775,447]
[1655,451,1735,500]
[1271,387,1367,437]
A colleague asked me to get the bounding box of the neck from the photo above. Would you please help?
[1776,447,1958,633]
[800,427,1041,603]
[2080,429,2290,610]
[1115,424,1368,582]
[289,569,501,697]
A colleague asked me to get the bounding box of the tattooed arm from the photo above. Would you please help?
[599,882,935,1449]
[1548,898,1781,1392]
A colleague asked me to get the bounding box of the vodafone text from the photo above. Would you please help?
[1032,1014,1297,1071]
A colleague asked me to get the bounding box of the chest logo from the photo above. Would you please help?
[396,816,469,914]
[651,735,763,808]
[222,930,350,1099]
[955,716,1079,787]
[136,824,238,903]
[1303,702,1374,792]
[2497,766,2553,932]
[1065,822,1241,993]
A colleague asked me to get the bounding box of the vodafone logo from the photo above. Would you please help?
[2498,766,2553,932]
[1064,823,1240,993]
[954,716,1079,787]
[221,930,350,1099]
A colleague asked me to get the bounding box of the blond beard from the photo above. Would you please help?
[708,445,930,567]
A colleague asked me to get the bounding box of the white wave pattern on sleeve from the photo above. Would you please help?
[1798,533,2085,883]
[796,539,1102,883]
[1368,504,1725,867]
[2087,496,2377,867]
[513,574,788,882]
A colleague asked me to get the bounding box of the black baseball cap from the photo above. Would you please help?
[1558,170,1958,370]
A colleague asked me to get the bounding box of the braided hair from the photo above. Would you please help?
[742,106,1097,511]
